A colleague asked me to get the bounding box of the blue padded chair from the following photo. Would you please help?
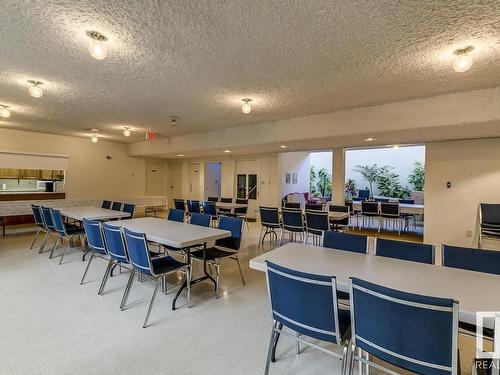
[305,203,324,211]
[375,238,434,264]
[264,261,350,375]
[479,203,500,247]
[328,204,351,231]
[189,212,211,227]
[218,197,233,215]
[349,277,459,375]
[190,216,245,297]
[187,200,201,214]
[111,201,123,211]
[101,222,131,296]
[81,219,108,286]
[322,231,368,254]
[281,208,305,243]
[357,189,370,200]
[102,200,112,209]
[122,203,135,218]
[40,206,57,254]
[400,199,415,204]
[442,244,500,276]
[207,196,219,202]
[202,201,218,227]
[360,201,379,230]
[233,198,249,231]
[48,208,85,265]
[174,199,186,211]
[122,227,191,328]
[259,206,282,247]
[167,208,185,223]
[304,210,330,246]
[30,204,48,252]
[284,202,301,209]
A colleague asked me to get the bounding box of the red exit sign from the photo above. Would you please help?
[145,132,157,140]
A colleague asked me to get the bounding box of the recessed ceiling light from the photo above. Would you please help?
[0,105,11,118]
[224,150,232,153]
[453,46,474,72]
[28,80,43,98]
[89,129,99,143]
[280,145,287,149]
[392,145,400,150]
[91,135,98,143]
[86,31,108,60]
[176,154,184,157]
[123,127,131,137]
[364,138,375,142]
[241,98,252,114]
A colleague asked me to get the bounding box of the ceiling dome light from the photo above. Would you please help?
[123,127,131,137]
[86,31,108,60]
[453,46,474,73]
[0,105,11,118]
[91,135,98,143]
[280,145,287,149]
[241,98,252,114]
[28,80,43,98]
[224,150,232,153]
[392,145,400,150]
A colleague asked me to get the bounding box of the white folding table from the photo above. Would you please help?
[109,217,231,309]
[250,243,500,328]
[216,202,247,213]
[57,206,131,221]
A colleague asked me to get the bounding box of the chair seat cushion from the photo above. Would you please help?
[151,256,188,274]
[190,247,236,261]
[65,224,85,234]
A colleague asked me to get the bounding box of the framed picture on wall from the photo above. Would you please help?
[292,173,298,184]
[285,173,291,184]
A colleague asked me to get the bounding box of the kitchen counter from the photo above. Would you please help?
[0,192,66,201]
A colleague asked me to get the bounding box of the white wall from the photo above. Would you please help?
[345,146,425,195]
[0,128,147,199]
[278,152,310,198]
[424,138,500,248]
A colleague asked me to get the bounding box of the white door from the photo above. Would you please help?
[188,163,201,200]
[169,163,182,208]
[236,160,258,219]
[204,162,221,199]
[146,162,163,196]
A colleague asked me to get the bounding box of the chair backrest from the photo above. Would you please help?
[122,203,135,218]
[284,202,301,209]
[350,277,458,375]
[123,228,153,275]
[190,212,211,227]
[266,261,342,344]
[174,199,186,210]
[305,210,329,234]
[102,200,112,209]
[31,204,45,228]
[83,219,107,255]
[187,200,201,213]
[259,206,280,228]
[234,198,248,214]
[305,203,323,211]
[207,196,219,202]
[329,204,349,213]
[167,208,185,223]
[102,222,129,263]
[202,201,217,216]
[111,201,122,211]
[480,203,500,225]
[361,201,379,215]
[442,245,500,275]
[215,216,243,250]
[375,198,389,203]
[282,208,304,232]
[49,208,66,235]
[344,200,354,212]
[400,199,415,205]
[323,231,368,254]
[358,189,370,200]
[221,197,232,203]
[376,238,434,264]
[41,206,55,230]
[380,202,400,217]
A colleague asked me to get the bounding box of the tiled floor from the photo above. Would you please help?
[0,220,477,374]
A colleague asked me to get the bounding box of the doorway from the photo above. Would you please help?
[146,161,163,196]
[188,162,201,200]
[204,162,221,199]
[236,160,258,219]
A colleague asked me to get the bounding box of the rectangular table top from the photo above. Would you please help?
[352,200,424,215]
[58,206,130,221]
[215,202,247,210]
[249,243,500,328]
[108,217,231,248]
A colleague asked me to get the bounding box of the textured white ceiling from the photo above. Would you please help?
[0,0,499,143]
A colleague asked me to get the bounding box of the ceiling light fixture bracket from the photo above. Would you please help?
[453,46,474,55]
[86,31,108,41]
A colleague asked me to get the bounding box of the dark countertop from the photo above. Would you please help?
[0,191,66,201]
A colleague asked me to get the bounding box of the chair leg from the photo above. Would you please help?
[234,256,245,286]
[186,267,192,308]
[98,259,114,295]
[38,230,50,254]
[215,262,221,298]
[258,227,265,248]
[80,253,95,285]
[279,228,283,246]
[265,323,277,375]
[120,270,135,310]
[245,218,250,231]
[143,280,160,328]
[30,229,41,249]
[59,239,70,265]
[48,235,61,259]
[296,332,301,354]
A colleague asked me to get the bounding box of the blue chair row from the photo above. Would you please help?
[264,261,459,375]
[31,204,85,264]
[102,200,135,218]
